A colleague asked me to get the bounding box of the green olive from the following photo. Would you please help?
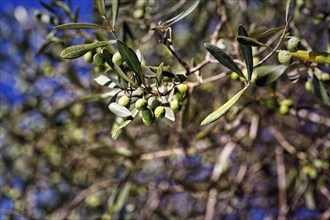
[141,108,155,126]
[150,99,162,110]
[154,106,165,119]
[133,8,144,19]
[112,52,123,66]
[321,73,330,81]
[117,96,130,107]
[176,84,187,95]
[305,81,312,91]
[280,99,294,108]
[230,72,239,80]
[83,51,94,63]
[278,104,289,116]
[93,53,105,65]
[265,98,277,110]
[286,37,300,52]
[170,99,180,112]
[135,98,148,110]
[278,50,293,66]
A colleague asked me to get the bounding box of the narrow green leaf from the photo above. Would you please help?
[94,75,111,86]
[93,0,106,16]
[253,26,285,40]
[112,0,119,28]
[253,65,287,87]
[54,23,105,30]
[163,0,200,27]
[113,64,136,85]
[237,36,270,48]
[238,25,253,80]
[201,86,248,125]
[285,0,292,22]
[204,43,245,79]
[117,40,146,85]
[111,109,138,139]
[108,102,132,117]
[60,41,114,59]
[308,70,330,106]
[156,62,164,86]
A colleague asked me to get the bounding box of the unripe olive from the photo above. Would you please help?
[117,95,130,107]
[133,8,144,19]
[278,50,293,66]
[230,72,239,80]
[176,84,187,95]
[135,98,148,110]
[253,57,260,64]
[150,99,162,110]
[83,51,94,63]
[305,81,312,91]
[266,98,277,110]
[154,106,165,119]
[280,99,294,108]
[286,37,300,52]
[321,73,330,81]
[170,99,180,112]
[93,53,105,65]
[278,104,289,116]
[141,108,155,126]
[112,52,123,66]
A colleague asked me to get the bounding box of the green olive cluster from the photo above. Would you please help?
[278,98,294,116]
[83,50,110,73]
[170,84,187,112]
[134,98,165,126]
[277,36,300,66]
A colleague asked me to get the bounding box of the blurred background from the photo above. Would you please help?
[0,0,329,219]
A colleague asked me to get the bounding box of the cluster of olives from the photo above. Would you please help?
[117,84,187,126]
[278,98,294,116]
[277,36,300,66]
[133,0,147,19]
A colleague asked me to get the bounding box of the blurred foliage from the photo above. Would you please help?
[1,0,330,219]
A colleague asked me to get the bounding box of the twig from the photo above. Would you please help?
[275,147,288,220]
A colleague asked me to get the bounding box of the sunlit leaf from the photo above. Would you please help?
[201,86,248,125]
[204,43,245,79]
[112,0,119,28]
[54,23,105,30]
[290,50,330,64]
[163,0,200,27]
[108,102,132,118]
[94,75,111,86]
[60,41,114,59]
[164,107,175,121]
[253,65,287,86]
[93,0,106,16]
[117,40,145,85]
[238,25,253,80]
[308,70,330,106]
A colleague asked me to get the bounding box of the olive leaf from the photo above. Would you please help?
[94,75,111,86]
[163,0,200,27]
[253,26,285,40]
[290,50,330,64]
[112,0,119,28]
[108,102,132,118]
[237,36,271,48]
[308,70,330,106]
[204,43,245,79]
[112,109,138,139]
[201,86,248,125]
[164,107,175,121]
[238,25,253,80]
[60,41,114,59]
[54,23,105,30]
[253,65,287,86]
[93,0,106,17]
[156,62,164,86]
[117,40,146,85]
[285,0,292,22]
